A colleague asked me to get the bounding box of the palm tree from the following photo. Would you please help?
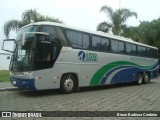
[121,25,142,42]
[4,9,63,38]
[97,5,137,35]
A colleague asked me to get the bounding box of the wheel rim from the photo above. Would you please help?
[138,74,143,84]
[144,74,149,82]
[64,78,74,91]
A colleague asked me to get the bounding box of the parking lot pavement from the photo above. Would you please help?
[1,79,160,120]
[0,82,13,88]
[0,82,17,91]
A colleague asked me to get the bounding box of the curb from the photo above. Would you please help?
[0,87,20,91]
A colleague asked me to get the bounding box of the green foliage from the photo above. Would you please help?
[97,21,111,32]
[121,25,142,42]
[3,9,63,38]
[138,19,160,46]
[4,20,20,39]
[98,5,160,52]
[122,18,160,51]
[97,5,137,35]
[0,70,10,82]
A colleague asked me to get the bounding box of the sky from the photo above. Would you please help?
[0,0,160,49]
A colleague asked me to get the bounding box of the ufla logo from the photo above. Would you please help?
[78,51,97,61]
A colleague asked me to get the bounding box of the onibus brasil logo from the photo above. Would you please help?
[78,51,97,61]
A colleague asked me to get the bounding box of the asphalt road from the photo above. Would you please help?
[1,79,160,120]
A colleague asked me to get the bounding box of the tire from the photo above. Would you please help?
[60,74,76,94]
[143,73,150,84]
[136,73,143,85]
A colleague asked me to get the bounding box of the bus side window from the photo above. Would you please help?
[131,44,137,55]
[137,46,142,56]
[126,43,131,55]
[155,49,158,58]
[142,47,147,57]
[92,36,101,51]
[83,34,89,49]
[102,38,110,52]
[147,48,154,58]
[119,41,125,54]
[35,42,56,69]
[38,25,59,42]
[111,40,118,53]
[66,30,81,48]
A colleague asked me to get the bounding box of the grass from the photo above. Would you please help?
[0,70,10,82]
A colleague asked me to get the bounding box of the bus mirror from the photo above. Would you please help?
[2,39,16,53]
[22,32,49,46]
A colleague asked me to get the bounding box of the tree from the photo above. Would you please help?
[137,19,160,54]
[138,20,160,45]
[121,18,160,53]
[4,9,63,38]
[97,5,137,35]
[121,25,142,42]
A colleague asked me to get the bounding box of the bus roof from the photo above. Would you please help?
[22,21,158,49]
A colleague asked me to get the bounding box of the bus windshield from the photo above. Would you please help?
[10,26,37,71]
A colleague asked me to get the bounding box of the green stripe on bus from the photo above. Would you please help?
[89,61,156,85]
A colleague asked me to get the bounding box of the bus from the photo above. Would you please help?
[2,22,159,93]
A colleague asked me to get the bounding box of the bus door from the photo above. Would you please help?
[34,40,61,89]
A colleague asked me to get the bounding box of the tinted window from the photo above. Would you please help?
[35,41,59,70]
[137,46,143,56]
[83,34,89,49]
[102,38,110,51]
[66,30,90,49]
[150,49,154,58]
[119,42,125,53]
[66,31,82,48]
[147,48,154,58]
[38,25,58,42]
[151,49,158,58]
[126,43,131,54]
[111,40,118,53]
[155,49,158,58]
[142,47,147,56]
[92,36,101,51]
[131,44,136,55]
[35,25,62,70]
[147,48,150,57]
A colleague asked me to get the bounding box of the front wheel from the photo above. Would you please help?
[60,74,76,94]
[136,73,143,85]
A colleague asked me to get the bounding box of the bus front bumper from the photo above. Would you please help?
[10,77,36,90]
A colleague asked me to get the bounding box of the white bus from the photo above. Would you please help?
[2,22,159,93]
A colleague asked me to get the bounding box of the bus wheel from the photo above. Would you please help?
[60,74,76,94]
[136,73,143,85]
[143,73,150,84]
